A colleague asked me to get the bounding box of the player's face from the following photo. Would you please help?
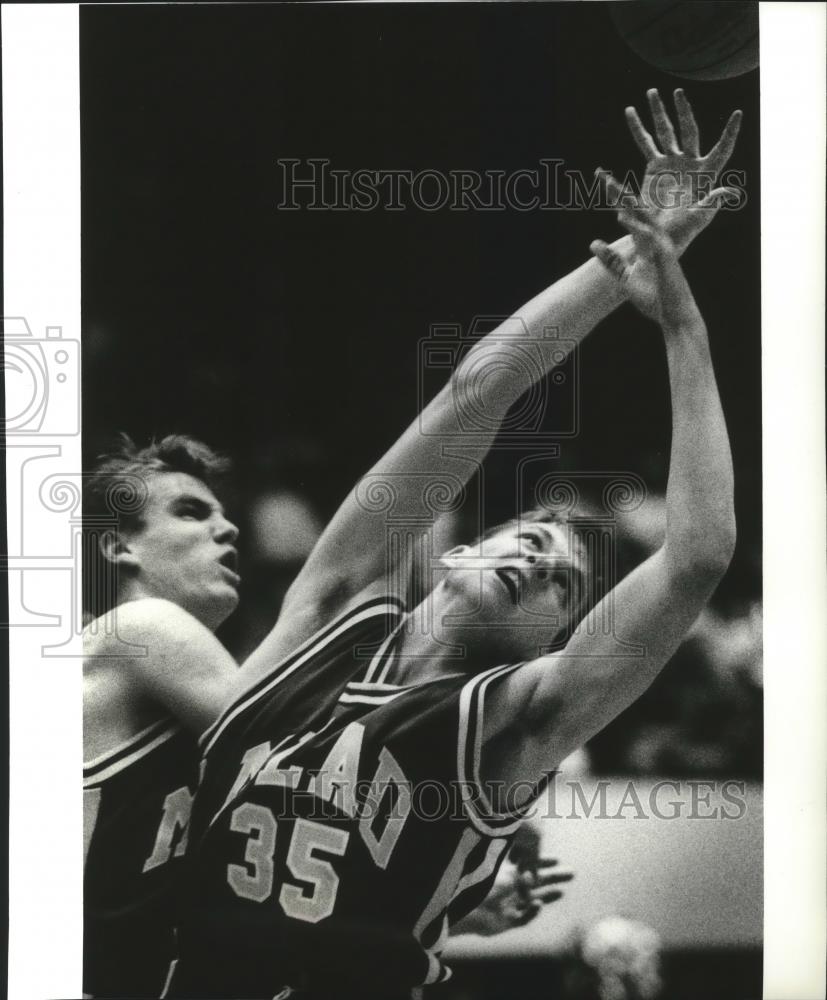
[437,520,580,661]
[121,472,240,630]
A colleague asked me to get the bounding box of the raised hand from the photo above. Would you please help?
[603,88,743,253]
[590,172,702,331]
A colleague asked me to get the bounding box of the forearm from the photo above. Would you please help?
[661,317,736,573]
[453,235,634,413]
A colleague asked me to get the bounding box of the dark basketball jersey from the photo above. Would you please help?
[84,718,199,997]
[167,596,546,999]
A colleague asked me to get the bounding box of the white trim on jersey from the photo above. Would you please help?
[338,691,405,707]
[452,835,510,900]
[339,679,414,708]
[457,662,545,838]
[346,680,409,693]
[83,786,102,868]
[413,826,482,985]
[201,598,404,757]
[159,956,177,999]
[363,615,406,684]
[361,630,397,683]
[83,719,181,787]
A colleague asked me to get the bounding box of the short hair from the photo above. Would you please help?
[83,434,231,620]
[476,507,609,645]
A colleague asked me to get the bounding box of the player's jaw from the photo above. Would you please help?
[133,541,241,631]
[433,555,571,664]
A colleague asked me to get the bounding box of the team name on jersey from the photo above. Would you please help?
[143,785,195,872]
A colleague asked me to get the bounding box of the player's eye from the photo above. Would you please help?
[177,501,207,519]
[518,531,542,549]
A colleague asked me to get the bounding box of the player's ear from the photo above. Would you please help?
[100,530,139,570]
[439,543,472,568]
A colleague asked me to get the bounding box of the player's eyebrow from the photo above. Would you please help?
[520,523,557,550]
[172,494,224,517]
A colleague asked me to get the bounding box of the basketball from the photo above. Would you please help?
[611,1,759,82]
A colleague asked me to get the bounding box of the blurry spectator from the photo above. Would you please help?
[247,488,324,564]
[585,494,762,779]
[563,916,662,1000]
[223,487,324,660]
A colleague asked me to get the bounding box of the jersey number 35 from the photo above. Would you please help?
[227,804,349,923]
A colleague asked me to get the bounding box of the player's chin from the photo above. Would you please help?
[209,584,241,624]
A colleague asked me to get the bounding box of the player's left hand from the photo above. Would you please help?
[590,172,702,330]
[468,855,574,936]
[605,88,743,253]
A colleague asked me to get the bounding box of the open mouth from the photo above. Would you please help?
[495,567,520,604]
[218,549,240,581]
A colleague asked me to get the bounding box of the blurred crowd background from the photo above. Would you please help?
[81,4,762,997]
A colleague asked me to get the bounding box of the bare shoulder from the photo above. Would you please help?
[82,603,173,760]
[84,598,212,655]
[84,599,238,744]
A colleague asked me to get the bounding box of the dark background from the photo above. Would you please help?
[80,6,762,997]
[80,3,760,534]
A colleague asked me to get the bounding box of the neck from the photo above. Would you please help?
[117,583,219,633]
[386,591,504,686]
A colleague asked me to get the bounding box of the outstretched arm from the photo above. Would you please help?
[484,185,737,783]
[245,91,741,674]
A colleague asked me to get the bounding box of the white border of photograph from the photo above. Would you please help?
[4,5,82,999]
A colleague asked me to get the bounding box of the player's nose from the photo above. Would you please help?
[214,515,239,544]
[516,551,554,582]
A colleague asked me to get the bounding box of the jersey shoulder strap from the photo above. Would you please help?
[201,594,406,755]
[457,663,551,837]
[83,717,182,788]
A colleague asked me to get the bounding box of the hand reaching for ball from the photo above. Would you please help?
[598,88,743,255]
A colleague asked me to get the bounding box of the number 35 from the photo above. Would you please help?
[227,804,349,923]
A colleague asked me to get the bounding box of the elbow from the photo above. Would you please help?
[667,518,737,584]
[697,538,736,581]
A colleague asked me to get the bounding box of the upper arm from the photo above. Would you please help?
[276,381,477,628]
[89,599,238,735]
[485,547,725,778]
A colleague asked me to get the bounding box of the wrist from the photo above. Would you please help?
[661,313,707,340]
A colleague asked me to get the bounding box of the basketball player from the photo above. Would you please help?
[82,445,569,994]
[82,436,241,997]
[165,89,741,998]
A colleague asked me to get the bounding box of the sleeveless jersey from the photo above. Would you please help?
[84,718,199,997]
[167,596,546,999]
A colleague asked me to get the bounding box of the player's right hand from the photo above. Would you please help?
[588,174,702,331]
